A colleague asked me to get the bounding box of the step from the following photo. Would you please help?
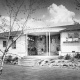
[18,57,38,66]
[18,56,59,66]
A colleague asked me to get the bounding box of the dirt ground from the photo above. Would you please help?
[0,64,80,80]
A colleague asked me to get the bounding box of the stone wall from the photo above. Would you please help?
[35,36,46,55]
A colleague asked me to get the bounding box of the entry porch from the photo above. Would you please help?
[24,27,64,57]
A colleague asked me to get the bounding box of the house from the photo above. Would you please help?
[0,24,80,58]
[24,24,80,57]
[0,31,26,57]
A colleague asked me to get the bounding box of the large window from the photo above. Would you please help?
[12,41,16,49]
[68,32,79,38]
[3,41,7,47]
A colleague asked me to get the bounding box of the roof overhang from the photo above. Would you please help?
[24,24,80,35]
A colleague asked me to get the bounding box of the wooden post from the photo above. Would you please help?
[49,32,50,56]
[46,32,48,56]
[25,34,28,56]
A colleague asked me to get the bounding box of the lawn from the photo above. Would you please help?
[0,64,80,80]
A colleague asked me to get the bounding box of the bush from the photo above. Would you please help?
[74,53,80,59]
[4,55,18,64]
[64,54,71,60]
[12,57,18,61]
[4,55,12,63]
[58,56,64,59]
[12,57,18,64]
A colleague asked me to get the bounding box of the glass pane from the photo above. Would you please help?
[3,41,6,47]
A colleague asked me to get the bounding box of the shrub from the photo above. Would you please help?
[12,57,18,64]
[4,55,12,64]
[4,55,18,64]
[12,57,18,61]
[74,53,80,59]
[58,56,64,59]
[64,54,71,60]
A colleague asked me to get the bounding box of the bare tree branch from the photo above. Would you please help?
[11,0,25,30]
[0,0,46,75]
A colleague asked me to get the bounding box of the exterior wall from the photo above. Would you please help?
[0,35,26,57]
[0,39,6,56]
[60,31,80,56]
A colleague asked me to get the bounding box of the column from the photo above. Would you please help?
[25,34,28,56]
[49,32,51,56]
[46,32,48,56]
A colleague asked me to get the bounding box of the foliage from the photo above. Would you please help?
[0,0,47,74]
[58,56,64,59]
[75,0,80,10]
[4,55,18,64]
[64,54,71,60]
[74,53,80,59]
[4,55,12,63]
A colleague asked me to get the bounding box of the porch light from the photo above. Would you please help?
[28,37,34,41]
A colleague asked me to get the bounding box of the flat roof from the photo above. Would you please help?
[0,31,21,38]
[24,24,80,35]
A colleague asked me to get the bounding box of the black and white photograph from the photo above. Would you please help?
[0,0,80,80]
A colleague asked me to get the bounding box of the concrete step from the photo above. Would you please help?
[18,56,59,66]
[18,57,37,67]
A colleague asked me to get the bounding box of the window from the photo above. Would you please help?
[12,41,16,49]
[3,41,6,47]
[68,33,74,38]
[68,32,79,38]
[74,32,79,38]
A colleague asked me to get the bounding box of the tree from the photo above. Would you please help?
[75,0,80,10]
[72,0,80,24]
[0,0,46,74]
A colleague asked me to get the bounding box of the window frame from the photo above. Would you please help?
[3,41,7,47]
[12,41,16,49]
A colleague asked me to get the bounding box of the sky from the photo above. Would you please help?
[0,0,80,30]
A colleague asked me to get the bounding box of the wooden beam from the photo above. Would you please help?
[46,32,48,56]
[25,34,28,56]
[49,32,50,56]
